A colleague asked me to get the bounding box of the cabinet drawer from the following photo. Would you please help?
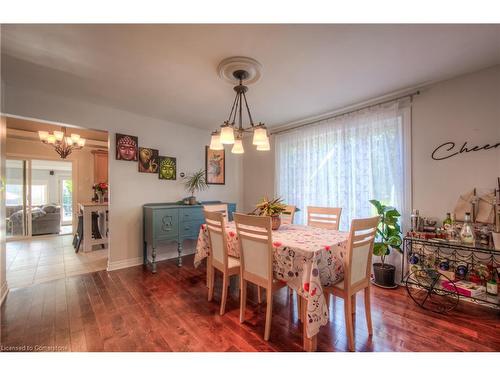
[180,207,204,222]
[180,220,204,239]
[153,208,179,240]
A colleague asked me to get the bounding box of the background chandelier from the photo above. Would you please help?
[210,58,269,154]
[38,127,86,159]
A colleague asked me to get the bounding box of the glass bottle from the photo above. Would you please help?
[443,213,452,230]
[460,212,475,245]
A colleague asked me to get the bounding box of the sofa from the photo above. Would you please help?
[8,204,61,236]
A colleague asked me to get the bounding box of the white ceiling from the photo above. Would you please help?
[2,24,500,130]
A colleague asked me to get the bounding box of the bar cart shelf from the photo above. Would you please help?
[402,237,500,311]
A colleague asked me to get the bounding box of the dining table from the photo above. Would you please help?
[194,221,349,351]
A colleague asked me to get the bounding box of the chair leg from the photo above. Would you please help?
[344,295,355,351]
[324,291,330,313]
[351,293,356,315]
[297,294,302,322]
[257,286,262,304]
[364,286,373,336]
[264,289,273,341]
[220,273,229,315]
[240,279,247,323]
[208,265,215,302]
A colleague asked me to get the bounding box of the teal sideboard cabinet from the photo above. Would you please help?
[143,201,236,273]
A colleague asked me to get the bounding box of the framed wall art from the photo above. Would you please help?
[158,156,177,180]
[138,147,159,173]
[116,133,138,161]
[205,146,225,185]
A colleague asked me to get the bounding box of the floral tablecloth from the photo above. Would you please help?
[194,222,348,338]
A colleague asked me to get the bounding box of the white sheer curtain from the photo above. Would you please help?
[275,102,406,231]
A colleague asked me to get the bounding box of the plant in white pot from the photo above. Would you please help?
[183,169,209,205]
[369,199,402,288]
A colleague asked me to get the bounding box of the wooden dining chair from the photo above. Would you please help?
[234,213,287,341]
[204,210,240,315]
[203,204,229,219]
[281,205,296,225]
[322,216,379,351]
[307,206,342,230]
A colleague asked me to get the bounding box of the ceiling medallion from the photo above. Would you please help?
[210,57,269,154]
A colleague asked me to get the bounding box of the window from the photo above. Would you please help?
[6,184,23,206]
[31,184,48,206]
[275,102,410,230]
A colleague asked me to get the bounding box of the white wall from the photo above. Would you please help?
[412,65,500,220]
[242,136,275,212]
[2,85,244,268]
[243,65,500,222]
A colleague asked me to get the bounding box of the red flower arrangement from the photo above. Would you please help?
[93,182,108,193]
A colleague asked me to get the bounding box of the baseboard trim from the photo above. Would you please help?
[107,257,143,272]
[1,281,9,306]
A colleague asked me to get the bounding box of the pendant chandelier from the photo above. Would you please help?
[38,127,86,159]
[210,57,270,154]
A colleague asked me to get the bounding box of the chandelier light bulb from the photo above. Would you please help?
[220,125,235,144]
[256,136,270,151]
[47,135,56,144]
[231,138,244,154]
[65,137,73,145]
[77,138,86,147]
[53,131,64,141]
[38,131,49,141]
[71,133,81,142]
[252,126,268,146]
[209,131,224,150]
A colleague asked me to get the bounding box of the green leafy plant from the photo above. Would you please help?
[369,199,402,267]
[252,197,287,217]
[183,170,209,197]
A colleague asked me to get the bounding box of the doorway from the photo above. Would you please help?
[4,116,109,289]
[5,158,73,238]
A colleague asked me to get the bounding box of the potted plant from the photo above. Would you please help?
[183,169,209,205]
[369,199,402,288]
[252,197,287,230]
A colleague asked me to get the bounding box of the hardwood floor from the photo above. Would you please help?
[1,254,499,352]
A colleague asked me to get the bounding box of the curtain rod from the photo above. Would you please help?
[270,90,420,136]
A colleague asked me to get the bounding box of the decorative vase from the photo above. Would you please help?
[271,215,281,230]
[97,191,104,203]
[188,196,197,205]
[372,263,396,288]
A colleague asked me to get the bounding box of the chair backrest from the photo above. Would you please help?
[204,204,228,219]
[234,213,273,288]
[343,216,380,291]
[307,206,342,230]
[204,210,228,270]
[281,205,296,225]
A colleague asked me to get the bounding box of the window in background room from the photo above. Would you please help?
[275,102,410,230]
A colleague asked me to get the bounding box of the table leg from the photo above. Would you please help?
[300,295,318,352]
[83,208,92,252]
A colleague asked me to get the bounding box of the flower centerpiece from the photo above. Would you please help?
[252,197,287,230]
[93,182,108,203]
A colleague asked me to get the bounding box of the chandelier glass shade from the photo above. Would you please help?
[209,69,270,154]
[209,131,224,150]
[39,128,86,159]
